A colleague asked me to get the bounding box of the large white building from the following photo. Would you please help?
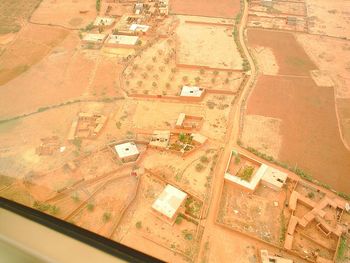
[180,86,204,98]
[152,184,187,224]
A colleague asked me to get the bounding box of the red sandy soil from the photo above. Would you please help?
[246,75,350,193]
[169,0,241,18]
[247,29,317,76]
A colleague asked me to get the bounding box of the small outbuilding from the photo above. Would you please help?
[93,16,116,28]
[180,86,204,98]
[105,35,139,48]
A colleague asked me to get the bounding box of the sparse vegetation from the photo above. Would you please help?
[87,203,94,212]
[195,163,205,172]
[102,212,111,222]
[337,236,347,260]
[136,221,142,229]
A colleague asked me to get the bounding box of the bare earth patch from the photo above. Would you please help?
[310,70,334,87]
[241,114,282,158]
[254,46,279,75]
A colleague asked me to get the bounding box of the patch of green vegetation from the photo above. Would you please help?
[238,166,254,181]
[175,214,183,225]
[87,203,94,212]
[200,156,209,164]
[135,221,142,229]
[337,236,347,260]
[71,192,80,203]
[33,201,60,215]
[102,212,111,223]
[185,198,202,218]
[234,155,240,164]
[195,163,204,172]
[96,0,101,12]
[178,133,193,144]
[279,211,286,244]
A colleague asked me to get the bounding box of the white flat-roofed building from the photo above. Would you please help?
[152,184,187,224]
[175,113,186,128]
[93,16,116,27]
[82,33,107,44]
[261,167,288,191]
[129,23,150,33]
[106,35,139,48]
[191,133,207,145]
[149,130,170,149]
[114,142,140,162]
[180,86,204,98]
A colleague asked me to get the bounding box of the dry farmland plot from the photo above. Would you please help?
[245,75,350,193]
[306,0,350,39]
[247,29,317,76]
[124,37,244,96]
[0,24,68,87]
[0,31,121,119]
[170,0,240,18]
[31,0,97,29]
[0,0,42,34]
[176,20,243,70]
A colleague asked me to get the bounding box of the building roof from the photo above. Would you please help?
[129,24,150,32]
[176,113,186,127]
[93,16,115,26]
[284,234,294,250]
[224,164,268,191]
[191,133,207,144]
[152,185,187,219]
[107,35,139,46]
[82,33,107,43]
[180,86,204,97]
[114,142,139,158]
[149,130,170,148]
[261,167,288,189]
[287,216,298,235]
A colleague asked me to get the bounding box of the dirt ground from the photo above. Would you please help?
[241,114,282,158]
[252,46,279,75]
[248,29,317,76]
[31,0,97,29]
[169,0,241,18]
[218,182,286,246]
[306,0,350,39]
[176,16,243,70]
[337,98,350,149]
[246,75,350,193]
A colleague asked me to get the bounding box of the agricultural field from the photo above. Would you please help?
[0,0,42,35]
[30,0,97,29]
[176,17,243,70]
[247,29,317,76]
[169,0,240,18]
[244,75,350,193]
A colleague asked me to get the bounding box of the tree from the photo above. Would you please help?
[137,80,143,87]
[153,74,159,80]
[165,82,171,89]
[182,76,188,82]
[211,78,216,84]
[152,82,157,88]
[200,68,205,75]
[142,72,148,79]
[112,29,119,35]
[152,56,157,62]
[195,76,201,83]
[225,78,230,84]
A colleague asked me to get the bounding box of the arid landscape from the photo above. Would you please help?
[0,0,349,262]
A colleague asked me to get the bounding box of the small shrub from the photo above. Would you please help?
[195,163,204,172]
[87,203,94,212]
[102,212,111,223]
[136,221,142,229]
[175,215,183,224]
[307,192,315,199]
[200,156,209,163]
